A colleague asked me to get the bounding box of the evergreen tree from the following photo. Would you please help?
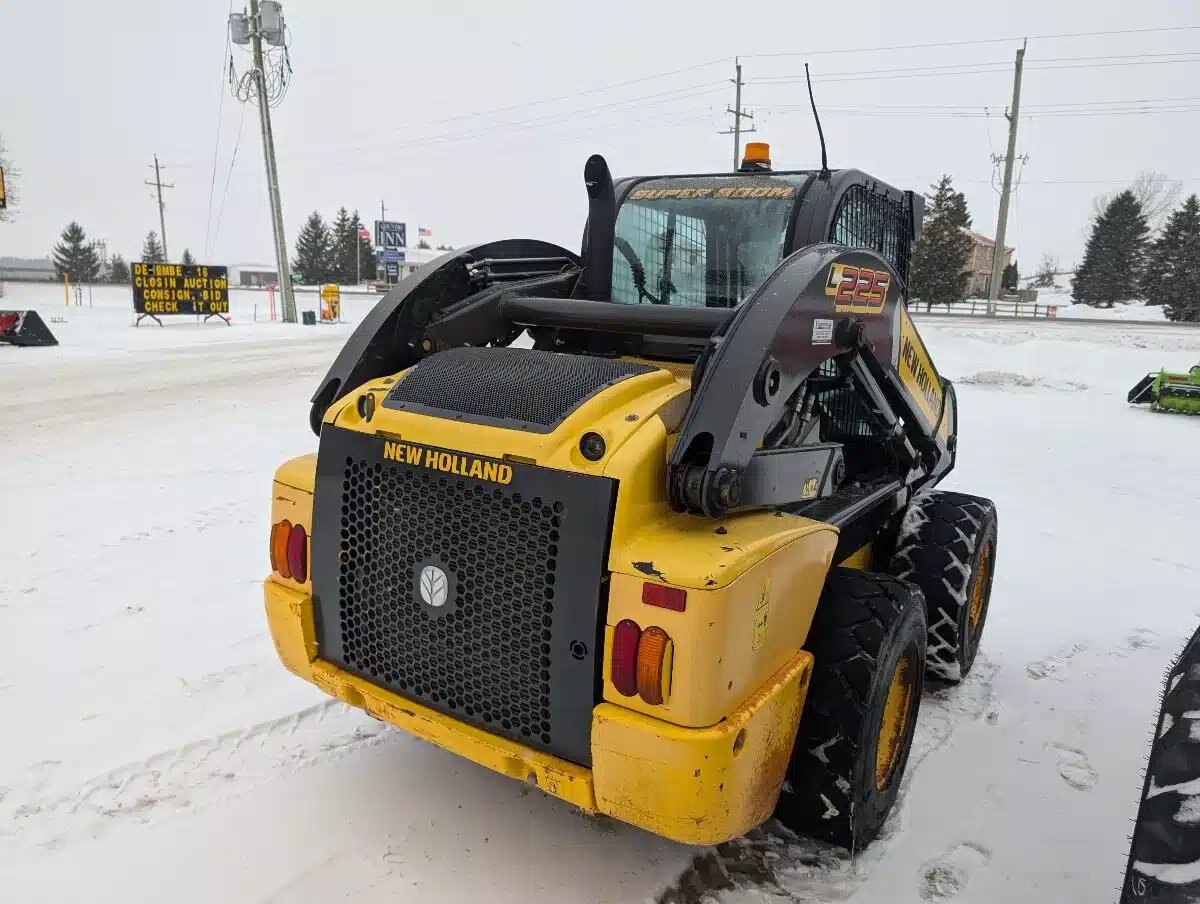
[52,221,102,281]
[1142,195,1198,305]
[436,244,454,251]
[416,239,431,250]
[946,190,972,230]
[909,176,974,309]
[181,248,195,266]
[329,207,355,284]
[294,211,332,284]
[142,231,165,263]
[108,254,131,284]
[351,210,375,283]
[1143,195,1200,322]
[1002,261,1019,291]
[1071,191,1149,307]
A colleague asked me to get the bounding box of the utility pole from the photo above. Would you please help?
[987,41,1026,315]
[241,0,296,323]
[718,58,755,170]
[144,155,174,261]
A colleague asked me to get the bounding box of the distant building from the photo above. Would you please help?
[0,256,57,281]
[378,247,444,283]
[227,264,278,287]
[961,229,1014,296]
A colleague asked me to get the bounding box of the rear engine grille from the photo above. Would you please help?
[338,459,558,743]
[311,426,614,766]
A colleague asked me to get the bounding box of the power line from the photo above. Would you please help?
[204,0,235,260]
[739,24,1199,60]
[211,103,248,258]
[310,59,730,150]
[183,81,726,166]
[748,54,1200,86]
[759,95,1200,111]
[759,105,1200,119]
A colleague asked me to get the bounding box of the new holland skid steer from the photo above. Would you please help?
[264,143,999,850]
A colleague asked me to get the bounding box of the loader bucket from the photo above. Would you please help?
[0,310,59,347]
[1127,373,1157,405]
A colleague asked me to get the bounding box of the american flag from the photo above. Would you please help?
[418,227,432,237]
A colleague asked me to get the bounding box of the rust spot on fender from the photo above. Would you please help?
[633,561,666,581]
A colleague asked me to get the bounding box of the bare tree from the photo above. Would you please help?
[0,132,17,222]
[1092,171,1183,231]
[1034,252,1058,288]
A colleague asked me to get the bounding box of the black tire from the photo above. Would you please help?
[775,568,927,850]
[890,490,998,682]
[1123,625,1200,902]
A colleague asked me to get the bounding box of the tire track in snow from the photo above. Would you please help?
[0,700,387,863]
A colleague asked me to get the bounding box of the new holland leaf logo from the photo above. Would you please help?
[419,565,448,607]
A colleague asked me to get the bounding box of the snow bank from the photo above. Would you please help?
[1056,299,1169,321]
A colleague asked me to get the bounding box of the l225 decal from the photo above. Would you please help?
[824,263,890,314]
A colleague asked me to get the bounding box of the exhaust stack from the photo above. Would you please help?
[582,154,616,301]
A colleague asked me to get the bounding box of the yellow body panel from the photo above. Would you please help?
[839,541,874,570]
[269,457,315,595]
[602,529,835,727]
[897,306,950,441]
[592,651,812,845]
[325,367,686,478]
[264,579,810,843]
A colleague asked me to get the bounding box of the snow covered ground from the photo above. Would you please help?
[2,282,1198,903]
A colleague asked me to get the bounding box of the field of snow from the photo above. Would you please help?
[2,281,1198,903]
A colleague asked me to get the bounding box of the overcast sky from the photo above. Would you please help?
[1,1,1197,273]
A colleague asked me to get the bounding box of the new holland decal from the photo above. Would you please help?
[382,440,514,485]
[824,263,890,314]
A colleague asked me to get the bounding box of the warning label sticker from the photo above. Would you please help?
[812,318,833,345]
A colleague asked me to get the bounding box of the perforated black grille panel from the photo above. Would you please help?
[311,427,615,766]
[829,185,915,284]
[338,459,558,743]
[383,347,655,433]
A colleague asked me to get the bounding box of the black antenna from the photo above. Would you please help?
[805,63,830,179]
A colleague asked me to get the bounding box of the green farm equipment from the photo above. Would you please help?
[1128,365,1200,415]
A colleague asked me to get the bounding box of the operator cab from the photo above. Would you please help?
[580,142,920,319]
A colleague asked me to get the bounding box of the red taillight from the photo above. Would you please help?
[642,582,687,612]
[271,520,292,579]
[612,619,641,697]
[287,523,308,583]
[271,520,308,583]
[611,619,674,705]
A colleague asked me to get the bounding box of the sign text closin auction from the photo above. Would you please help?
[132,263,230,315]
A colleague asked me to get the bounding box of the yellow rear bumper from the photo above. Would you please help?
[265,579,813,845]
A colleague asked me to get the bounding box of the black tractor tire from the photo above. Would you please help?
[890,490,998,682]
[1123,625,1200,902]
[775,568,927,851]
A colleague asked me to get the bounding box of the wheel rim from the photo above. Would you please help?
[875,650,917,792]
[969,542,993,633]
